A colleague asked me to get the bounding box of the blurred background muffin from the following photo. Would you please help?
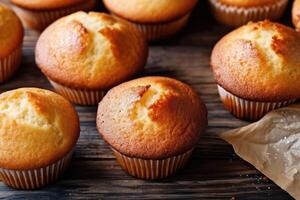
[211,20,300,121]
[0,88,80,189]
[209,0,289,26]
[293,0,300,31]
[103,0,198,41]
[0,3,23,83]
[35,12,148,106]
[10,0,97,31]
[97,76,207,179]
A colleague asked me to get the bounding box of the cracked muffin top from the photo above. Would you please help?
[96,76,207,159]
[0,88,80,170]
[211,21,300,102]
[35,12,148,90]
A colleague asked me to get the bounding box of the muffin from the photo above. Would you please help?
[293,0,300,31]
[209,0,288,26]
[103,0,198,41]
[10,0,97,31]
[35,12,148,106]
[211,21,300,121]
[0,88,79,189]
[0,4,23,83]
[97,76,207,179]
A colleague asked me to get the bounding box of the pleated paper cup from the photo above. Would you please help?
[217,85,297,121]
[0,150,73,190]
[49,80,105,106]
[0,45,22,83]
[112,148,194,180]
[12,0,96,31]
[209,0,288,26]
[114,13,191,41]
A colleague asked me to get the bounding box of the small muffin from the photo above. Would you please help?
[209,0,288,26]
[103,0,198,41]
[0,88,79,189]
[97,76,207,179]
[293,0,300,31]
[0,4,23,83]
[211,21,300,121]
[10,0,97,31]
[36,12,148,105]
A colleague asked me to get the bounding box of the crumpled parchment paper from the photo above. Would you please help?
[221,104,300,199]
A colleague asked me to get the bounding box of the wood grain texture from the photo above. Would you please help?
[0,0,296,199]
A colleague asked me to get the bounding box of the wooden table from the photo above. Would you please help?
[0,1,296,199]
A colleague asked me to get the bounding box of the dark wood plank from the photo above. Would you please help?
[0,0,296,199]
[0,160,292,200]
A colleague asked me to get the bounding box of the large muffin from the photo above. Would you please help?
[36,12,148,105]
[293,0,300,31]
[103,0,198,41]
[209,0,288,26]
[0,4,23,83]
[10,0,96,31]
[211,20,300,121]
[0,88,80,189]
[97,76,207,179]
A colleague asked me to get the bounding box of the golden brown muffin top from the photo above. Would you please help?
[97,77,207,159]
[293,0,300,31]
[217,0,280,7]
[35,12,148,90]
[0,88,80,170]
[0,4,23,58]
[10,0,87,10]
[211,21,300,102]
[103,0,198,23]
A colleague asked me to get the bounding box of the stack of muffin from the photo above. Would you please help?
[0,0,299,190]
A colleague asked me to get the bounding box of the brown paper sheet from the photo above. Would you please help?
[220,104,300,199]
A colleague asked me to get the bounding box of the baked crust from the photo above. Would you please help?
[217,0,278,7]
[0,88,80,170]
[293,0,300,31]
[97,76,207,159]
[211,21,300,102]
[35,12,148,90]
[0,4,23,58]
[103,0,198,23]
[10,0,87,10]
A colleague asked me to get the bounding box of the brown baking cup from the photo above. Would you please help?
[12,0,96,31]
[114,13,191,41]
[49,80,105,106]
[0,150,73,190]
[218,85,297,121]
[0,45,22,83]
[112,148,194,179]
[209,0,288,26]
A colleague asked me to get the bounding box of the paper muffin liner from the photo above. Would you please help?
[112,148,194,180]
[114,13,191,41]
[49,80,105,106]
[0,45,22,83]
[209,0,288,26]
[0,150,73,189]
[12,0,96,31]
[217,85,297,121]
